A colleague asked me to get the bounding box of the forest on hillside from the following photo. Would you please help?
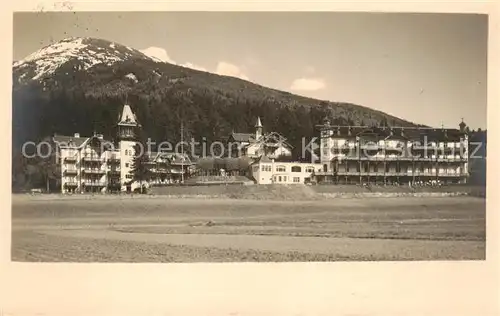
[14,54,485,192]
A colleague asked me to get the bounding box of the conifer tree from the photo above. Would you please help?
[129,129,150,193]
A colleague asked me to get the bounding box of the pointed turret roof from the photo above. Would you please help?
[255,116,263,128]
[118,104,139,126]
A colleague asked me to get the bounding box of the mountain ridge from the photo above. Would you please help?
[12,37,424,157]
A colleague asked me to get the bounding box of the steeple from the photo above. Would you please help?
[255,116,263,128]
[255,116,263,140]
[118,104,139,140]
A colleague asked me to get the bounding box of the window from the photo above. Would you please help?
[125,163,129,168]
[291,166,301,173]
[278,176,282,182]
[374,164,378,172]
[356,164,360,172]
[125,149,128,155]
[283,176,287,182]
[293,177,300,183]
[276,165,286,172]
[385,164,390,173]
[364,163,369,172]
[306,167,314,173]
[260,165,271,172]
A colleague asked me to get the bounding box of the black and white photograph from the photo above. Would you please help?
[11,11,488,263]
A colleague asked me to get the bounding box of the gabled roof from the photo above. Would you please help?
[253,132,293,149]
[52,135,112,149]
[118,104,139,126]
[53,135,89,148]
[155,152,193,165]
[230,132,255,143]
[252,155,273,164]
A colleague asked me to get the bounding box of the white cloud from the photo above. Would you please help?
[140,47,249,80]
[215,61,249,81]
[181,62,207,72]
[140,46,175,64]
[290,78,326,91]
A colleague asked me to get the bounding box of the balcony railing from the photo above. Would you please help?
[81,155,104,162]
[64,181,78,187]
[64,156,77,162]
[64,169,78,175]
[82,169,106,174]
[332,154,467,162]
[315,171,468,177]
[81,181,106,187]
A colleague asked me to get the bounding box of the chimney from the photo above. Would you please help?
[74,133,80,138]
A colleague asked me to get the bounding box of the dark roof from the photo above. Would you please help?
[53,135,89,148]
[229,132,255,143]
[156,152,193,165]
[317,125,466,142]
[53,135,114,149]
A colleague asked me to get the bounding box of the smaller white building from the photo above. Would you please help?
[250,155,322,184]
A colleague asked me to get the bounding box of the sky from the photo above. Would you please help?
[13,12,488,129]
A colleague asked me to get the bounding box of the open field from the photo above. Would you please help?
[11,194,486,262]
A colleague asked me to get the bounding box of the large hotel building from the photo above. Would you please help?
[53,104,193,194]
[51,103,471,193]
[314,117,469,184]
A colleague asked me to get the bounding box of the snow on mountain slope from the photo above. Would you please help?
[13,37,158,81]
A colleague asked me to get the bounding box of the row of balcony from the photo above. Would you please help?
[64,169,121,175]
[323,143,466,152]
[65,180,122,186]
[64,181,106,187]
[328,156,468,162]
[315,171,468,177]
[63,168,186,176]
[64,156,121,163]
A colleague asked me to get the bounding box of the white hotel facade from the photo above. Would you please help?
[53,104,193,193]
[54,104,138,193]
[51,103,471,191]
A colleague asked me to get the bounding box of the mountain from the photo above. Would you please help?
[13,37,421,155]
